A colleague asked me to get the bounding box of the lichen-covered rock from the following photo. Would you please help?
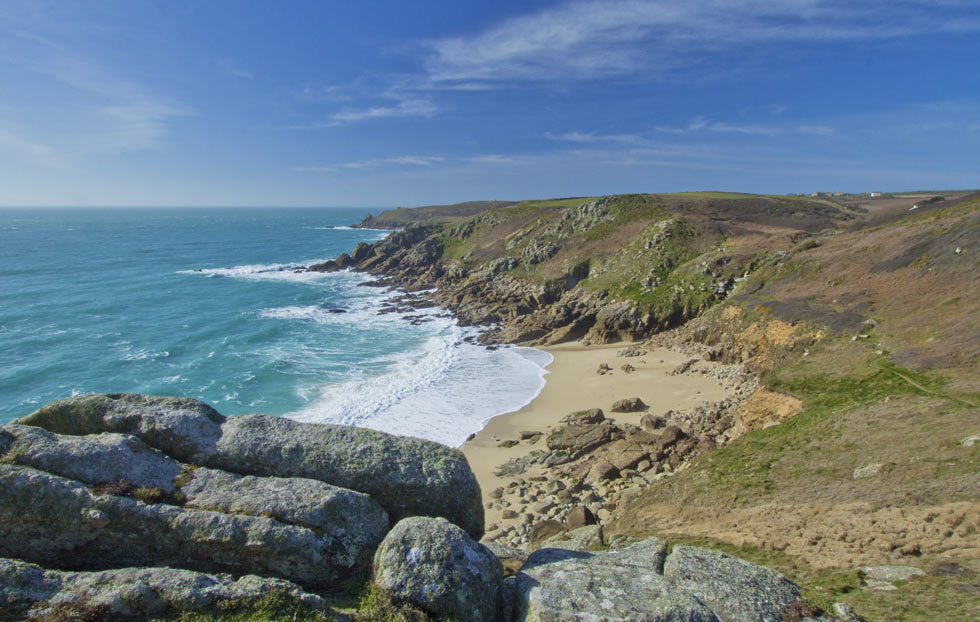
[662,546,802,622]
[17,395,484,538]
[0,465,362,588]
[514,539,805,622]
[0,425,183,493]
[516,538,717,621]
[374,517,502,622]
[212,414,483,537]
[0,557,326,621]
[180,467,388,569]
[14,394,225,464]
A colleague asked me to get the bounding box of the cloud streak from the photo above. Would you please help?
[421,0,980,86]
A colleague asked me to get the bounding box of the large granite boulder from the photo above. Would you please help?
[0,424,389,578]
[0,465,363,589]
[212,414,483,537]
[663,546,802,622]
[15,393,484,538]
[1,424,184,494]
[13,393,224,463]
[180,468,388,569]
[373,517,502,622]
[516,539,716,621]
[513,538,804,622]
[0,557,326,621]
[545,419,619,458]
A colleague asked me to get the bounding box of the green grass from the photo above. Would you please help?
[663,536,980,622]
[667,191,759,199]
[582,194,669,241]
[520,196,597,208]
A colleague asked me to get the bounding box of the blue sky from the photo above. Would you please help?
[1,0,978,207]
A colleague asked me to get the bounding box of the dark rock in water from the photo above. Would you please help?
[307,259,340,272]
[15,394,484,539]
[0,557,326,620]
[374,517,502,622]
[335,253,352,269]
[351,241,372,263]
[326,308,347,313]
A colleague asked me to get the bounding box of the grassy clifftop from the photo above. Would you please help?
[607,195,980,621]
[355,192,854,341]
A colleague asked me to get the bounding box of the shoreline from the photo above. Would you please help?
[461,340,736,534]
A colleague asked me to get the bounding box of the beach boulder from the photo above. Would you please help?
[373,517,503,622]
[610,397,647,412]
[15,393,484,538]
[545,419,619,458]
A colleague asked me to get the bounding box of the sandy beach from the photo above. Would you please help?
[462,341,735,532]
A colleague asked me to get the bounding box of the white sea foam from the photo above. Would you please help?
[176,261,347,283]
[287,321,552,447]
[121,349,170,362]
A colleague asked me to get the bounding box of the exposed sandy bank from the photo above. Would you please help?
[462,341,734,532]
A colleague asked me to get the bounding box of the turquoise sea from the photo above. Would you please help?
[0,207,550,446]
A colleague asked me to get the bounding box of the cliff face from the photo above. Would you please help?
[315,193,853,345]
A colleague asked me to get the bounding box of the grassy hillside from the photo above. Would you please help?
[355,200,518,228]
[607,195,980,621]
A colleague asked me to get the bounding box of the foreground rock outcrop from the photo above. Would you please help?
[515,538,803,622]
[1,392,486,602]
[374,517,503,622]
[14,392,484,538]
[0,558,326,621]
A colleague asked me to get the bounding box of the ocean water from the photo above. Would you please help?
[0,207,551,446]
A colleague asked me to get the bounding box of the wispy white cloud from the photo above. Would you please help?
[1,13,189,154]
[218,59,253,79]
[0,127,60,165]
[798,124,836,136]
[545,131,642,144]
[655,116,782,136]
[296,155,445,172]
[421,0,980,86]
[330,97,437,124]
